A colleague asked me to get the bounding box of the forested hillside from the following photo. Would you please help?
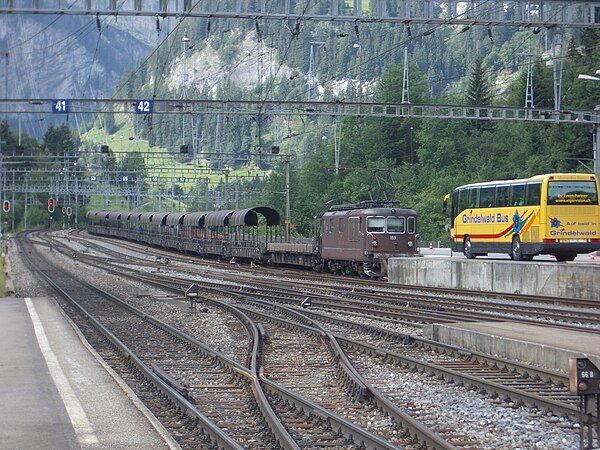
[271,27,600,243]
[2,4,600,242]
[110,13,599,243]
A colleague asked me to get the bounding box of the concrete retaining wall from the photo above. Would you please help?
[423,322,600,373]
[388,257,600,301]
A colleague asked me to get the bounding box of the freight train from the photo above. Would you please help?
[86,202,419,277]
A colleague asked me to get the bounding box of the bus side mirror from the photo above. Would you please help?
[442,194,450,214]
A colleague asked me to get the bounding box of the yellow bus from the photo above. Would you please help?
[443,173,600,261]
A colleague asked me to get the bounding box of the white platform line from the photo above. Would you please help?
[25,298,99,445]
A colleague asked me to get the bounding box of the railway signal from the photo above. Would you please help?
[2,200,9,213]
[570,358,600,395]
[569,358,600,449]
[66,207,72,217]
[48,198,55,213]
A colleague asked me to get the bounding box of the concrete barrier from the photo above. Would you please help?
[388,257,600,301]
[423,321,600,373]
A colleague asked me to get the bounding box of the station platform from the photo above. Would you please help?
[0,295,180,449]
[424,321,600,374]
[389,254,600,301]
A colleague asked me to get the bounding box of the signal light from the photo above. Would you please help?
[66,207,72,217]
[2,200,9,213]
[48,198,55,213]
[569,358,600,395]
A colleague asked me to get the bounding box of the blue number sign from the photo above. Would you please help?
[135,100,153,114]
[52,99,69,113]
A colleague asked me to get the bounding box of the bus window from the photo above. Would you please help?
[468,187,480,208]
[457,189,468,213]
[547,180,599,205]
[495,185,509,207]
[510,184,526,206]
[387,217,405,233]
[526,182,542,205]
[451,191,459,221]
[480,187,495,208]
[367,216,385,233]
[407,217,416,234]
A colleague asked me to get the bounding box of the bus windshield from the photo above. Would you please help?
[547,181,599,205]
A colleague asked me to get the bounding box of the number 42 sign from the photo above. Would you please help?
[135,100,153,114]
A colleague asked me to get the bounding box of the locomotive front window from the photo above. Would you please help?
[387,217,405,233]
[367,216,385,233]
[407,217,416,234]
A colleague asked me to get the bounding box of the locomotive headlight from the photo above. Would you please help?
[372,238,379,248]
[408,241,413,247]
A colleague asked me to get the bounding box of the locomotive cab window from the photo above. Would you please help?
[329,217,334,233]
[407,217,416,234]
[367,216,385,233]
[387,217,405,233]
[338,218,345,233]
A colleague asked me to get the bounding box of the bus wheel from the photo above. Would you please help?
[463,237,475,259]
[554,253,576,262]
[511,236,524,261]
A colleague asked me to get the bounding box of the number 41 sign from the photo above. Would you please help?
[52,99,69,113]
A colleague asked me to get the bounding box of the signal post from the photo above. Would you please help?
[48,197,55,250]
[570,358,600,449]
[1,199,8,258]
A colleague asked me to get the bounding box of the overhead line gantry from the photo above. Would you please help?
[1,1,600,29]
[2,98,598,125]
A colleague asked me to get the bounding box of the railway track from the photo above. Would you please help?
[79,230,600,310]
[14,230,589,448]
[66,230,600,332]
[235,299,583,419]
[17,232,459,449]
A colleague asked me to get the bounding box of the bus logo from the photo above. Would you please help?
[550,217,562,229]
[513,210,525,233]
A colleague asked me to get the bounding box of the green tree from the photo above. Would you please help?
[42,124,77,156]
[465,57,492,106]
